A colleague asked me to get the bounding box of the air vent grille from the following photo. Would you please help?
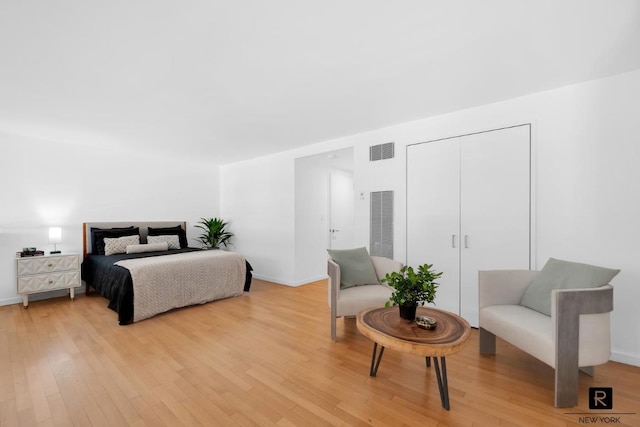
[370,190,393,258]
[369,142,395,161]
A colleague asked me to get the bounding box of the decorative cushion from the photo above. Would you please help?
[520,257,620,316]
[148,225,188,248]
[327,247,380,289]
[126,242,169,254]
[104,235,141,256]
[91,226,139,255]
[148,235,181,250]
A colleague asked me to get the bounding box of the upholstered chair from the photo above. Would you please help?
[478,258,617,407]
[328,249,402,342]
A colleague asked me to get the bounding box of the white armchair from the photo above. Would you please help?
[478,269,614,407]
[328,255,403,342]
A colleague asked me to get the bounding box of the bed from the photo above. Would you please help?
[81,221,252,324]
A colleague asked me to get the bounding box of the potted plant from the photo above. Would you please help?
[382,263,442,320]
[195,217,233,249]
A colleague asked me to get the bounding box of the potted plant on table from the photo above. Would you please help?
[382,263,442,320]
[195,217,233,249]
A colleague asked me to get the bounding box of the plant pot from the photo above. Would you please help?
[398,304,418,320]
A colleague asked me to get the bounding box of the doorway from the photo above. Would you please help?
[328,169,354,250]
[294,148,354,284]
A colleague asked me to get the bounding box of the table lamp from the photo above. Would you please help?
[49,227,62,254]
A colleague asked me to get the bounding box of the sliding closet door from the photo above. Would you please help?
[406,138,461,315]
[459,125,530,325]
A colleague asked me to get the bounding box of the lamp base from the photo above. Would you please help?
[50,250,61,254]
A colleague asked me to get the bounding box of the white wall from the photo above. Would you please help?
[220,153,296,284]
[0,132,220,305]
[294,157,330,285]
[220,68,640,366]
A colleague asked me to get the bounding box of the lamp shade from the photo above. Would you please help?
[48,227,62,244]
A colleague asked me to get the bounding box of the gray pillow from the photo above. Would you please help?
[126,242,169,254]
[327,247,380,289]
[520,257,619,316]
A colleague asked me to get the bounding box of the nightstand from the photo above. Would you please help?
[15,253,81,307]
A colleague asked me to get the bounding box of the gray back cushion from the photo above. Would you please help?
[520,257,619,316]
[327,247,380,289]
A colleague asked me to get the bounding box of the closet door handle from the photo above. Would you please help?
[452,235,456,248]
[464,235,469,248]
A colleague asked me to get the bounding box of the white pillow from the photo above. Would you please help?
[104,235,140,256]
[147,234,180,250]
[126,242,169,254]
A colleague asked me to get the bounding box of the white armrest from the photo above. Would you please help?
[479,270,540,309]
[328,258,341,309]
[370,256,403,286]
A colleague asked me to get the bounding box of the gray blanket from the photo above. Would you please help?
[115,250,246,322]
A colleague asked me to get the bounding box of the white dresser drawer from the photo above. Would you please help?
[16,254,79,276]
[17,271,80,293]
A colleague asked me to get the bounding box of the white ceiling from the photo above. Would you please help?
[1,0,640,164]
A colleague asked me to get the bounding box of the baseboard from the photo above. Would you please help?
[251,273,296,286]
[251,273,328,287]
[0,296,22,307]
[611,350,640,367]
[0,284,87,307]
[292,274,328,287]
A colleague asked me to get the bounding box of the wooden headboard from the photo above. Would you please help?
[82,221,187,258]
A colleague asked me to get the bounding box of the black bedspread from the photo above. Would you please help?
[81,248,253,325]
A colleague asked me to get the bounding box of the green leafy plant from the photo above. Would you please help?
[382,263,442,307]
[195,217,233,249]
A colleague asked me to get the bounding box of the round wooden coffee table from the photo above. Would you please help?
[356,306,471,410]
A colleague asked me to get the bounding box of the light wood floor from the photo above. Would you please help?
[1,279,639,426]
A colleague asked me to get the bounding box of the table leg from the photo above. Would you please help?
[433,357,450,410]
[369,342,385,377]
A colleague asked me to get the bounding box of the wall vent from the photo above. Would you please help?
[369,142,395,161]
[370,190,393,259]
